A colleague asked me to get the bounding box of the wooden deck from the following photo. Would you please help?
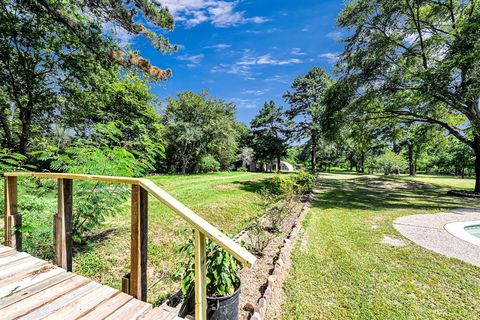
[0,245,181,320]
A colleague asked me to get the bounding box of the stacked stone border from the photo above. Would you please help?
[250,199,311,320]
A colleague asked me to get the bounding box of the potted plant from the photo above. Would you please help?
[177,236,242,320]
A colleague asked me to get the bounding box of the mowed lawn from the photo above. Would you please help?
[282,173,480,320]
[70,172,272,304]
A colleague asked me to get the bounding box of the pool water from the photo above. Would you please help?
[465,225,480,239]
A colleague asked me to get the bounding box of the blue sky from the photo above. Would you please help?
[130,0,345,124]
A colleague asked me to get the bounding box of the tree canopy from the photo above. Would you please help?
[333,0,480,191]
[284,67,332,172]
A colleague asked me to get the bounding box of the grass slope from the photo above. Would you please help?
[282,173,480,320]
[73,172,271,304]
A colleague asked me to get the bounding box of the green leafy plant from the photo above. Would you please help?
[198,154,221,173]
[177,235,241,297]
[32,122,163,242]
[0,148,34,173]
[293,170,316,195]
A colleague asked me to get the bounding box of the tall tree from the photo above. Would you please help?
[251,101,289,171]
[0,0,174,154]
[163,91,238,174]
[284,67,332,173]
[336,0,480,192]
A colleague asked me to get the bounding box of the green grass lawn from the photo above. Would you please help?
[72,172,272,304]
[281,173,480,319]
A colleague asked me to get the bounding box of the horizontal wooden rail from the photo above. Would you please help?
[4,172,140,185]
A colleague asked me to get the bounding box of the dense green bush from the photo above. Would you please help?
[197,155,221,173]
[293,170,316,195]
[265,171,316,200]
[377,149,407,175]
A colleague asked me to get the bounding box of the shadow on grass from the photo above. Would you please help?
[313,175,480,212]
[233,179,272,193]
[73,228,118,255]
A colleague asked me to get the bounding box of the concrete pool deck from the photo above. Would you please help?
[394,208,480,267]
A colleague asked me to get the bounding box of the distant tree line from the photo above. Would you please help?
[0,0,478,193]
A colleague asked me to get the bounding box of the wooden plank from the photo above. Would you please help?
[4,176,21,251]
[55,178,73,271]
[140,179,256,267]
[194,230,207,320]
[0,258,52,285]
[0,272,74,309]
[130,185,148,301]
[0,245,14,254]
[78,292,133,320]
[0,256,47,280]
[0,266,65,298]
[0,251,31,268]
[0,275,90,319]
[0,249,17,259]
[17,280,100,320]
[41,284,117,319]
[103,298,152,320]
[141,306,179,320]
[4,172,140,185]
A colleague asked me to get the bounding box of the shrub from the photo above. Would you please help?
[237,166,248,172]
[293,170,316,195]
[247,221,272,255]
[197,155,220,173]
[265,205,288,232]
[266,174,299,201]
[32,122,160,243]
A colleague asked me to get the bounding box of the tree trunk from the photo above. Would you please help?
[311,134,317,173]
[0,107,14,149]
[408,142,416,176]
[18,106,33,154]
[475,143,480,193]
[277,155,281,172]
[360,152,365,174]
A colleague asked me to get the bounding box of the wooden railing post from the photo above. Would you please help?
[194,230,207,320]
[54,178,73,271]
[130,184,148,301]
[4,176,21,251]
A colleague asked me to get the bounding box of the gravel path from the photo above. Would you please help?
[394,208,480,266]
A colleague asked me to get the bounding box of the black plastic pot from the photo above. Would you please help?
[179,282,241,320]
[206,284,241,320]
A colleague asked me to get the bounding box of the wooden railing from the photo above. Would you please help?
[3,172,256,320]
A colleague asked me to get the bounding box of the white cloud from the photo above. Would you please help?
[103,23,136,46]
[204,43,232,50]
[178,53,205,66]
[211,51,301,79]
[241,88,271,96]
[301,28,309,32]
[229,98,259,109]
[326,31,342,41]
[264,74,288,83]
[211,63,256,80]
[157,0,268,28]
[239,52,302,66]
[291,48,306,56]
[318,52,341,63]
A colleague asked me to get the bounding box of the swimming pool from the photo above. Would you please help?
[445,221,480,247]
[465,225,480,239]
